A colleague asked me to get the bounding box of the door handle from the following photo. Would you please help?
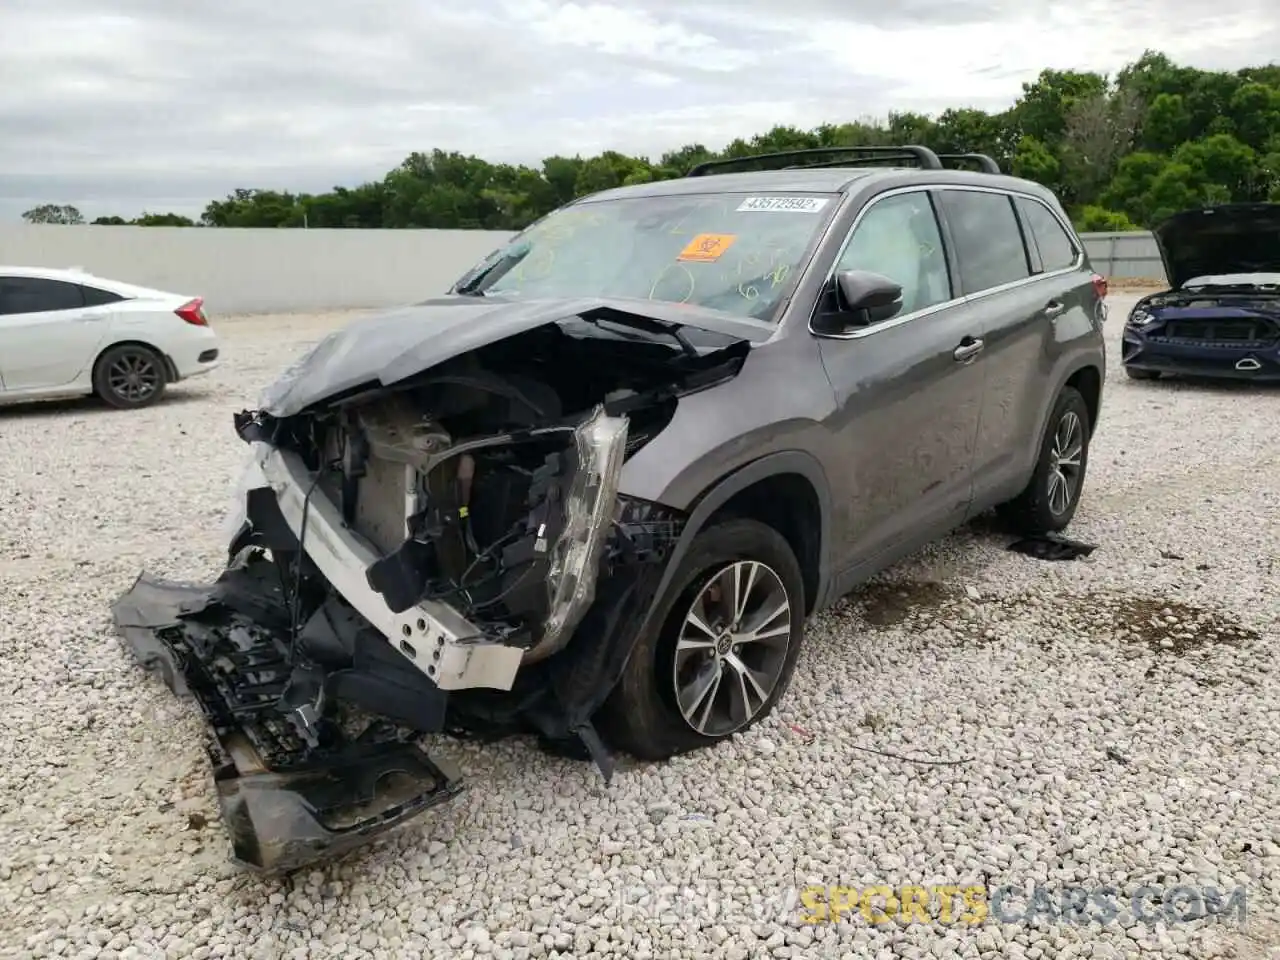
[953,337,984,362]
[1044,300,1066,318]
[953,339,984,363]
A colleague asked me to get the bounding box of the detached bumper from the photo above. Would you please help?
[111,565,464,874]
[1122,330,1280,380]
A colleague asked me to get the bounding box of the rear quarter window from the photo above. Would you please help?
[80,284,126,307]
[1016,197,1080,273]
[937,190,1032,294]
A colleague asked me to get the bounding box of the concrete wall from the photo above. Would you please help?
[0,224,1165,315]
[1080,231,1164,282]
[0,225,516,314]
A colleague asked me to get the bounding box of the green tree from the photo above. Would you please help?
[1228,82,1280,151]
[201,189,302,227]
[1142,162,1205,224]
[133,212,196,226]
[1172,133,1260,200]
[1075,206,1140,232]
[1010,69,1108,145]
[1101,151,1169,223]
[1142,93,1192,152]
[22,204,84,224]
[1011,136,1060,188]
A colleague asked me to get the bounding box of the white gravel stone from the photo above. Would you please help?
[1,295,1278,959]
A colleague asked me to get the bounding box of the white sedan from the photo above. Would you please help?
[0,266,221,409]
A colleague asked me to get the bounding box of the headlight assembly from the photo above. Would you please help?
[1127,307,1153,327]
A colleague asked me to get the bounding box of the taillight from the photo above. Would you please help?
[175,297,208,326]
[1091,273,1108,300]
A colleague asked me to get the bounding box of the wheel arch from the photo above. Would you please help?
[1065,363,1103,432]
[1028,359,1103,464]
[641,451,834,625]
[91,339,177,385]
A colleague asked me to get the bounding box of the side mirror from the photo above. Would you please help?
[835,270,903,326]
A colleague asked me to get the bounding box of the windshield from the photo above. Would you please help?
[453,191,838,321]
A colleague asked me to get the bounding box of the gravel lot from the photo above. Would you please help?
[2,292,1278,960]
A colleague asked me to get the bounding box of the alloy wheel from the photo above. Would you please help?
[672,559,793,737]
[107,351,161,403]
[1046,410,1084,516]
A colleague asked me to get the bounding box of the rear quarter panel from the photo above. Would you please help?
[104,303,218,364]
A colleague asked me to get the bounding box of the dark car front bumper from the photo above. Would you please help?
[1121,328,1280,381]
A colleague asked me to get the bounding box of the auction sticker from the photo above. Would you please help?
[736,196,830,213]
[677,233,737,262]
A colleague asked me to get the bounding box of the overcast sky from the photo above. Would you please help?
[1,0,1276,222]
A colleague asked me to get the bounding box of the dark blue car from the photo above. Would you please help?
[1122,203,1280,381]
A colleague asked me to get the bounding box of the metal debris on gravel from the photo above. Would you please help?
[1,295,1278,960]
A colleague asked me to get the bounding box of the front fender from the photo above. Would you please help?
[633,449,836,641]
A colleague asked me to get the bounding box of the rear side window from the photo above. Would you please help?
[1016,198,1079,273]
[937,190,1031,294]
[0,277,85,315]
[81,284,125,307]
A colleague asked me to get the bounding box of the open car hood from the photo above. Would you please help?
[1154,203,1280,290]
[260,294,773,418]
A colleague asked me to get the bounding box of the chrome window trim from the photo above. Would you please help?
[1014,192,1085,273]
[808,183,1085,341]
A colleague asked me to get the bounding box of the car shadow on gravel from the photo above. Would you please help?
[0,388,213,419]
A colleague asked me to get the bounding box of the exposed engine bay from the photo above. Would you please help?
[111,306,750,872]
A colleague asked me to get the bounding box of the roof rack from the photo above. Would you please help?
[685,145,944,177]
[787,154,930,170]
[937,153,1001,174]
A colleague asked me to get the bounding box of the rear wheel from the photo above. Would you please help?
[996,385,1091,535]
[93,344,168,409]
[597,518,806,761]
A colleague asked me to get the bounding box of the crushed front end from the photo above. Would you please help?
[112,309,745,871]
[1122,288,1280,380]
[112,565,466,874]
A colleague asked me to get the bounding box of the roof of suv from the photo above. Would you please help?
[582,164,1056,206]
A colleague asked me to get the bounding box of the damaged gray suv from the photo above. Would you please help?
[113,146,1107,871]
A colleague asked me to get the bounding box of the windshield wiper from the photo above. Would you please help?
[453,242,531,296]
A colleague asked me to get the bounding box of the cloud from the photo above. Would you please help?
[0,0,1275,220]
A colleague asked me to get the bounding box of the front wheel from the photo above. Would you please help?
[597,518,806,761]
[996,385,1091,535]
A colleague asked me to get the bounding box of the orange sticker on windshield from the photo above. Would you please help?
[677,233,736,262]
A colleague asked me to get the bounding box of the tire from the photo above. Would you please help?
[1124,366,1159,381]
[597,518,807,761]
[93,344,168,409]
[996,385,1091,535]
